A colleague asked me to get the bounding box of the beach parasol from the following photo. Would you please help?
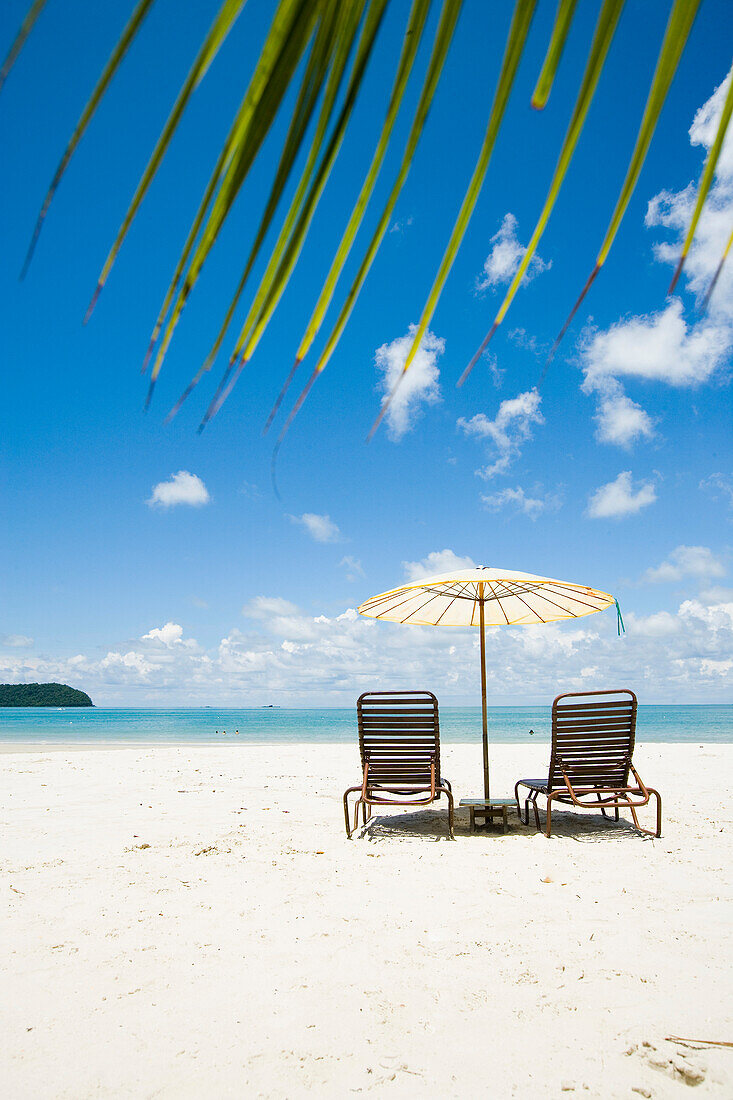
[358,566,620,801]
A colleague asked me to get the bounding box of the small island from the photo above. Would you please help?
[0,683,94,707]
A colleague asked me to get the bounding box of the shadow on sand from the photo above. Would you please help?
[357,805,659,843]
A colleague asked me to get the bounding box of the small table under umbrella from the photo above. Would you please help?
[358,566,616,814]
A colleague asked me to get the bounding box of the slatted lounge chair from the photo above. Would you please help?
[515,689,661,838]
[343,691,454,839]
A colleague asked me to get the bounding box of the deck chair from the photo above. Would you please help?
[343,691,454,839]
[515,689,661,838]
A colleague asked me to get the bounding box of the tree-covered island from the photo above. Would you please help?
[0,683,94,707]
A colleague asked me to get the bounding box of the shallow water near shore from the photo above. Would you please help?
[0,703,730,747]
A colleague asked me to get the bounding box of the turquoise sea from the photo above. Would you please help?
[0,705,730,747]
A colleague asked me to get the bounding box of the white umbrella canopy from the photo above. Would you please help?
[358,566,617,802]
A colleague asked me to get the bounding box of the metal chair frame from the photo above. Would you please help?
[515,689,662,838]
[343,691,454,839]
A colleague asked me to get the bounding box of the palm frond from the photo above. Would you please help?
[669,71,733,293]
[268,0,433,420]
[178,0,370,419]
[9,0,725,437]
[548,0,702,360]
[0,0,47,95]
[460,0,624,387]
[531,0,579,109]
[269,0,464,438]
[702,225,733,310]
[147,0,321,394]
[367,0,537,441]
[21,0,156,279]
[86,0,249,322]
[198,0,390,430]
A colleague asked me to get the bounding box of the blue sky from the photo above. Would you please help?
[1,0,731,705]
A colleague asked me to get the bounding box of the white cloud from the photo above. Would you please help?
[142,622,186,647]
[458,389,543,478]
[481,485,561,519]
[593,384,655,448]
[475,213,550,292]
[587,471,657,519]
[581,299,729,390]
[644,545,726,584]
[147,471,210,509]
[374,325,444,440]
[0,634,34,648]
[402,549,476,582]
[3,592,733,703]
[288,512,341,543]
[700,472,733,508]
[340,556,365,581]
[579,69,733,447]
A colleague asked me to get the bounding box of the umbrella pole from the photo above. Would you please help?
[479,588,489,801]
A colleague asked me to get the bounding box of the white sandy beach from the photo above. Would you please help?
[1,741,732,1098]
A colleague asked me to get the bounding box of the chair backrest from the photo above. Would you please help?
[357,691,440,788]
[548,689,637,791]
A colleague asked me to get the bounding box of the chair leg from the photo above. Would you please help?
[531,793,541,831]
[343,786,365,838]
[545,793,556,838]
[514,782,523,822]
[446,788,455,840]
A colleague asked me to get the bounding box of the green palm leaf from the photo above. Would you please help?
[702,225,733,310]
[669,69,733,293]
[21,0,157,279]
[548,0,702,360]
[162,0,344,417]
[167,0,366,416]
[531,0,579,109]
[9,0,724,437]
[270,0,463,438]
[146,0,320,392]
[0,0,47,95]
[86,0,249,322]
[198,0,389,429]
[367,0,537,440]
[277,0,433,396]
[460,0,624,386]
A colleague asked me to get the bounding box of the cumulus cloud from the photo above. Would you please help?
[592,385,655,448]
[374,325,444,440]
[481,485,561,519]
[644,545,726,584]
[148,471,210,509]
[475,213,550,292]
[288,512,341,543]
[402,549,477,582]
[587,471,657,519]
[580,69,733,447]
[581,299,730,389]
[142,622,187,647]
[0,634,34,648]
[458,389,543,478]
[3,592,731,704]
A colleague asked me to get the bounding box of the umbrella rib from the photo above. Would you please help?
[521,586,593,619]
[487,581,512,624]
[433,582,474,625]
[493,581,545,624]
[399,588,456,624]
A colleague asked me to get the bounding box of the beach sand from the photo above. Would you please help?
[1,741,731,1098]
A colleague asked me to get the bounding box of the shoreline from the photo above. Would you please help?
[0,736,727,755]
